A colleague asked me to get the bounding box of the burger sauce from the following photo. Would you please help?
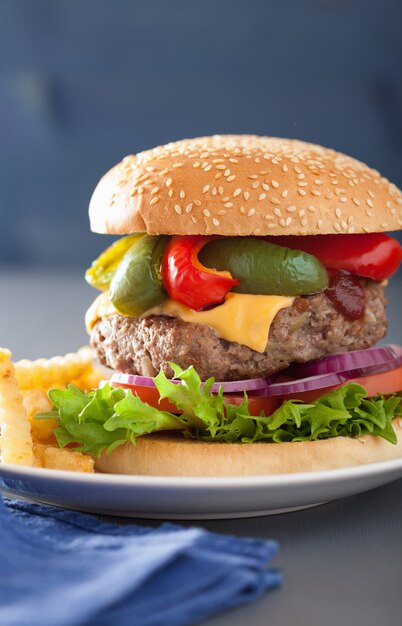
[326,270,365,320]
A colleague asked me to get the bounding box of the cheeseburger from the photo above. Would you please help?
[48,136,402,475]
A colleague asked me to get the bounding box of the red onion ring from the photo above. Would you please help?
[285,345,402,379]
[111,372,276,394]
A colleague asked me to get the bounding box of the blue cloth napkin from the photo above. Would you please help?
[0,496,281,626]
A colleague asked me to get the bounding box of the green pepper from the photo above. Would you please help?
[199,237,328,296]
[109,235,168,316]
[85,234,142,290]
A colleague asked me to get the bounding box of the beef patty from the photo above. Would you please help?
[91,280,387,381]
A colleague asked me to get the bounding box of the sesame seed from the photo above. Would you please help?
[264,214,274,220]
[217,210,226,215]
[191,216,197,224]
[185,203,193,213]
[267,223,276,229]
[203,209,210,217]
[279,218,286,227]
[341,220,348,230]
[229,158,238,163]
[138,186,144,194]
[274,208,282,217]
[243,191,250,200]
[282,163,289,172]
[298,181,308,187]
[368,190,375,198]
[204,165,212,172]
[314,179,323,185]
[151,187,159,195]
[298,189,307,196]
[180,190,185,199]
[224,202,233,208]
[252,181,260,189]
[247,208,256,217]
[150,196,159,205]
[166,178,172,187]
[311,190,322,196]
[340,196,347,203]
[271,180,279,188]
[281,190,288,198]
[285,217,292,226]
[202,185,210,193]
[224,169,231,177]
[233,188,242,197]
[301,218,308,227]
[218,186,224,195]
[298,173,305,180]
[334,222,342,232]
[227,175,236,182]
[262,183,270,191]
[173,162,183,168]
[259,193,266,201]
[299,209,305,217]
[130,188,137,197]
[212,218,220,226]
[212,187,217,196]
[193,162,200,168]
[366,198,374,208]
[348,226,355,233]
[335,208,342,218]
[168,189,173,197]
[352,198,361,206]
[249,175,258,179]
[160,168,169,175]
[240,206,246,214]
[317,219,323,228]
[174,204,182,214]
[308,206,317,212]
[194,199,202,206]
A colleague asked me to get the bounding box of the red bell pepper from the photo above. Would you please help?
[265,233,402,282]
[161,236,239,310]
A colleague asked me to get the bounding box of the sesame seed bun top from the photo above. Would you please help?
[89,135,402,237]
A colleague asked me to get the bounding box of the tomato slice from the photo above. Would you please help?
[286,365,402,403]
[113,382,281,416]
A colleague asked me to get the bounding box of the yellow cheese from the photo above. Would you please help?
[85,291,117,333]
[86,291,294,353]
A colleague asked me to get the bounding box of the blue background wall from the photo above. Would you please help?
[1,0,401,268]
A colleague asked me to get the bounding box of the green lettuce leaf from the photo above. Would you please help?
[35,363,402,456]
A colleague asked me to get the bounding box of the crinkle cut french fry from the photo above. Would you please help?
[14,346,95,390]
[33,443,94,473]
[22,389,57,444]
[0,349,36,466]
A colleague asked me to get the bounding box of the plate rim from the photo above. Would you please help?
[1,455,402,489]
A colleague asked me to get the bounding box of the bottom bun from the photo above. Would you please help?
[95,420,402,476]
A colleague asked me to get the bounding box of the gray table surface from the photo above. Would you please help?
[1,269,402,626]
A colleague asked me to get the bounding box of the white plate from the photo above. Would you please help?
[1,458,402,519]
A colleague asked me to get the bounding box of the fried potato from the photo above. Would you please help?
[0,349,36,466]
[14,346,95,391]
[33,443,94,473]
[22,389,57,445]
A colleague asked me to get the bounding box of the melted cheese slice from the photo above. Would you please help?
[86,292,294,353]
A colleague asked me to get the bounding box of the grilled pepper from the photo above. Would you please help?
[199,237,328,296]
[161,236,239,310]
[110,235,168,315]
